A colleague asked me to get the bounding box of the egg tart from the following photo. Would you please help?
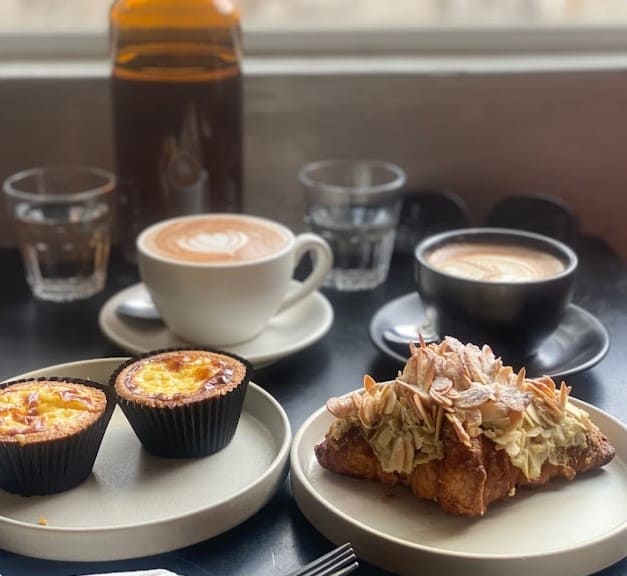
[112,348,252,458]
[0,377,114,496]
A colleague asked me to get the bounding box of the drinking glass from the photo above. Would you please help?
[299,159,406,291]
[3,166,115,302]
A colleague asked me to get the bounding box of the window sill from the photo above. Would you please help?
[3,52,627,81]
[3,24,627,61]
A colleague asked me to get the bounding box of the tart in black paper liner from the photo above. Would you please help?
[0,376,115,496]
[110,347,253,458]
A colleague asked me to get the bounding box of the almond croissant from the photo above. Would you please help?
[314,337,615,516]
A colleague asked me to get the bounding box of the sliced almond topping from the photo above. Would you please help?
[495,366,514,385]
[480,344,501,379]
[527,379,557,403]
[507,410,524,429]
[524,403,542,427]
[415,388,432,407]
[431,403,440,425]
[446,412,472,446]
[325,336,589,479]
[497,387,532,413]
[327,396,358,418]
[446,388,461,400]
[395,378,419,396]
[359,394,379,428]
[430,387,453,408]
[454,384,492,409]
[431,376,453,395]
[380,385,397,414]
[558,381,571,409]
[363,374,377,394]
[422,358,436,392]
[479,400,510,423]
[412,393,432,427]
[461,373,474,390]
[531,376,558,399]
[515,367,526,389]
[546,399,564,420]
[534,401,562,426]
[401,355,416,386]
[462,344,488,384]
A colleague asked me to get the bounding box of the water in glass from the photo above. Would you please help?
[308,203,399,291]
[15,200,111,301]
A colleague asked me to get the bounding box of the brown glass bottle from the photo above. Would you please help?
[110,0,243,261]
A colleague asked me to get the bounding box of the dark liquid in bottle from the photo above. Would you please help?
[112,42,242,260]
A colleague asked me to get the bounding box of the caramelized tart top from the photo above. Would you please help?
[0,380,107,445]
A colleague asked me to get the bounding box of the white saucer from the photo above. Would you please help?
[99,282,334,368]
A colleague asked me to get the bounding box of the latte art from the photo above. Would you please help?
[177,230,249,255]
[427,243,565,282]
[143,215,290,263]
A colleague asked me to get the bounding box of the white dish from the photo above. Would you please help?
[99,282,334,368]
[0,358,291,562]
[291,395,627,576]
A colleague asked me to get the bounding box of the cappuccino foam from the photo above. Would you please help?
[426,242,565,282]
[144,216,290,263]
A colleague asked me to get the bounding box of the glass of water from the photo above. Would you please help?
[299,159,406,291]
[3,166,115,302]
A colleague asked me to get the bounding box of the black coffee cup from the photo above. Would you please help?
[414,228,578,357]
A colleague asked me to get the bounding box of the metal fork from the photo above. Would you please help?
[285,542,359,576]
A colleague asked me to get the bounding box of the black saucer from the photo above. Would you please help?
[369,292,610,378]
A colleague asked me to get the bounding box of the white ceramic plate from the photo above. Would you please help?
[0,358,291,562]
[99,282,334,368]
[291,395,627,576]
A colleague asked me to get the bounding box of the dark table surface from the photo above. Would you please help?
[0,239,625,576]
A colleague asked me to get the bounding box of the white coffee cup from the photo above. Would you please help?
[137,213,333,346]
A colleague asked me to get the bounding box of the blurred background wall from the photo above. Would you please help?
[0,68,626,257]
